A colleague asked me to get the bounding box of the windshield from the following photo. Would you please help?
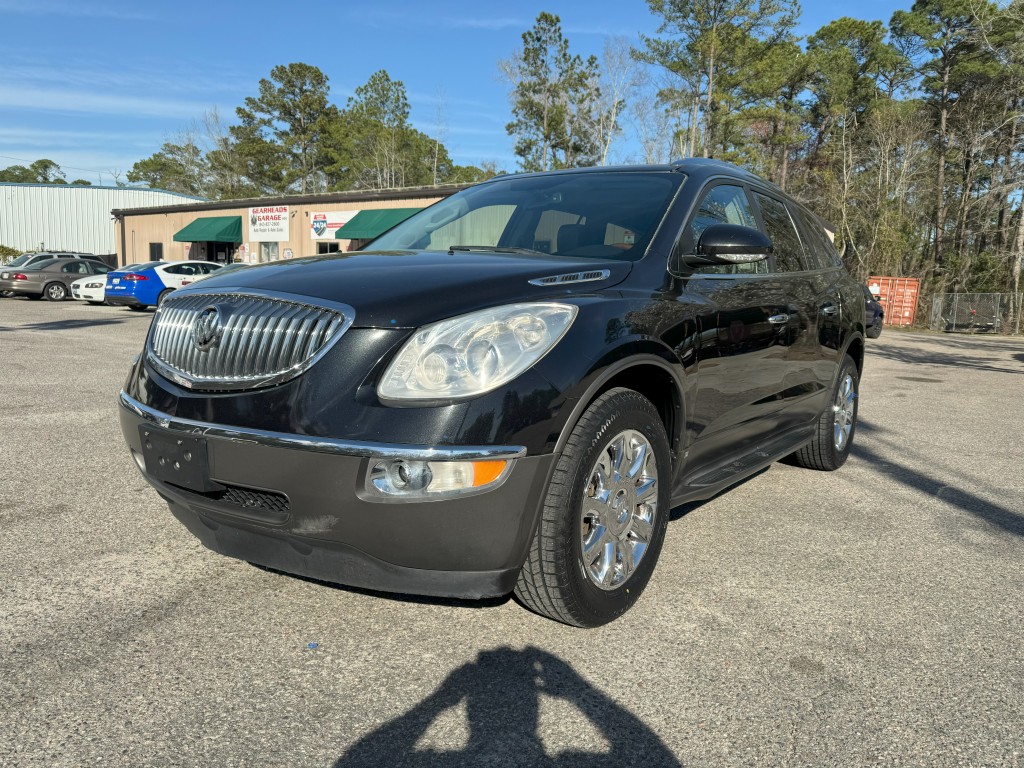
[6,254,32,267]
[369,171,686,262]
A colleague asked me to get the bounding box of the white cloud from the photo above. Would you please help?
[0,84,220,120]
[2,59,249,97]
[348,8,527,32]
[0,127,156,147]
[0,0,153,20]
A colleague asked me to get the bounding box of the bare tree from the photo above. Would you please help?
[595,37,637,165]
[628,69,679,163]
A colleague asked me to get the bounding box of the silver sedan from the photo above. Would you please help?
[0,258,112,301]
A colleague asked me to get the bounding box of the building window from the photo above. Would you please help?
[316,242,340,255]
[149,243,164,260]
[258,242,279,263]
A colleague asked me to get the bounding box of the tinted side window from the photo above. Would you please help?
[754,193,805,272]
[691,184,756,240]
[686,184,767,275]
[91,263,111,274]
[791,207,832,270]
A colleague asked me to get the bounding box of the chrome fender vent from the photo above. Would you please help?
[528,269,611,287]
[146,290,354,391]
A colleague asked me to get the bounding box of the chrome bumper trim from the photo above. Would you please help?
[118,391,527,461]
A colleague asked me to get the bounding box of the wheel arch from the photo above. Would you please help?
[843,334,865,375]
[553,352,685,465]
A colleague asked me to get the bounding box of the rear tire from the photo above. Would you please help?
[514,388,672,627]
[866,320,882,339]
[43,282,67,301]
[789,354,859,471]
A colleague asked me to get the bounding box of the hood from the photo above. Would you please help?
[175,250,631,328]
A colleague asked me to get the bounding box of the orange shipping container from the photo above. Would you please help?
[867,276,921,327]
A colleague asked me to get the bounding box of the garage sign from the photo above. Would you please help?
[249,206,289,241]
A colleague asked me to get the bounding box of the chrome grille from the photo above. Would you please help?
[146,291,354,391]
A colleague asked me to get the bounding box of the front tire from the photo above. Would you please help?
[789,354,859,471]
[866,319,882,339]
[44,282,67,301]
[514,388,672,627]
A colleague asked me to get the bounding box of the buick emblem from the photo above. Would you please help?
[192,305,223,351]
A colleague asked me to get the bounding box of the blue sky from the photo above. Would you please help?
[0,0,906,186]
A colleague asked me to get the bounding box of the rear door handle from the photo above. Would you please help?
[768,314,790,324]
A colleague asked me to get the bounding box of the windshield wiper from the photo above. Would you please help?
[447,245,547,257]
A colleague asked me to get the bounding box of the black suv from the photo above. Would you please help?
[118,160,865,627]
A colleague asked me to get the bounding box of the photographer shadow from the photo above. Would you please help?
[334,645,681,767]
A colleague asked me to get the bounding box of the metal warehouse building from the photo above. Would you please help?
[110,185,467,268]
[0,183,204,257]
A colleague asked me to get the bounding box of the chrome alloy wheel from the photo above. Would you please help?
[47,283,67,300]
[579,429,658,591]
[833,373,856,451]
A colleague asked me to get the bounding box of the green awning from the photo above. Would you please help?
[173,216,242,243]
[335,208,421,240]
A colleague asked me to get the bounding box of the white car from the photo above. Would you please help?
[71,271,118,304]
[158,260,224,290]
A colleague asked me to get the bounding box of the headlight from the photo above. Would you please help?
[378,303,578,401]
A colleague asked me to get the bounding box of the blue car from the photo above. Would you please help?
[862,285,884,338]
[106,260,223,310]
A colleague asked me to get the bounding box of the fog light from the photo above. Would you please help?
[366,458,511,500]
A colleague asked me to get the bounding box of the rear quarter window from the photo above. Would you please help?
[793,207,843,269]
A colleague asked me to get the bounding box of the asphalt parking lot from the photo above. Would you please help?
[1,297,1022,767]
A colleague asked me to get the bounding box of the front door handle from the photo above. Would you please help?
[821,304,839,316]
[768,314,790,324]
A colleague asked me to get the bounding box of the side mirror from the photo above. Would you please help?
[681,224,773,268]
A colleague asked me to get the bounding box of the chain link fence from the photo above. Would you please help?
[930,292,1024,335]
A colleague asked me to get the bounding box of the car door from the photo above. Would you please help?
[674,181,803,475]
[748,189,825,429]
[160,263,196,289]
[61,260,90,287]
[788,205,847,397]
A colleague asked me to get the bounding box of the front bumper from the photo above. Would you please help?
[72,286,105,301]
[118,392,555,598]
